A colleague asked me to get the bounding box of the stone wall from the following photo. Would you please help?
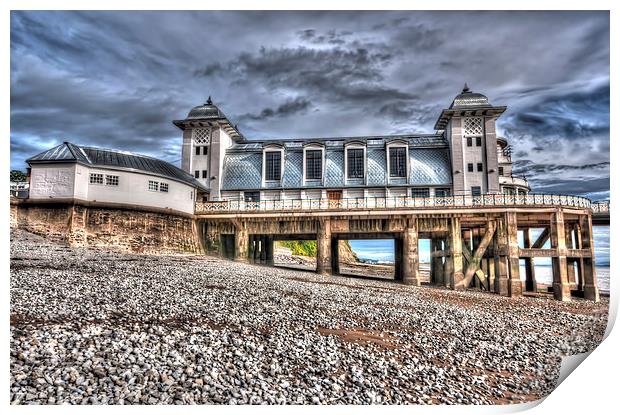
[10,199,202,255]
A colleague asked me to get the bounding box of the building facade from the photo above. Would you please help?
[174,86,530,202]
[26,142,207,215]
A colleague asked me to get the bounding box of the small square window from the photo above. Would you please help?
[467,137,472,147]
[160,183,169,192]
[89,173,103,184]
[195,147,200,155]
[105,175,119,186]
[476,137,482,146]
[477,163,483,172]
[148,181,159,192]
[467,163,474,173]
[202,170,208,179]
[194,170,200,178]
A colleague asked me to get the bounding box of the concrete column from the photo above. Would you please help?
[550,209,571,301]
[565,225,576,288]
[432,238,444,286]
[234,225,249,262]
[248,235,256,263]
[481,257,488,291]
[579,215,600,302]
[266,236,274,266]
[506,212,522,297]
[495,218,509,296]
[488,253,496,293]
[402,217,420,286]
[443,238,453,288]
[523,228,537,293]
[316,220,332,275]
[259,236,267,264]
[450,217,464,289]
[394,236,403,281]
[575,222,585,292]
[330,237,340,275]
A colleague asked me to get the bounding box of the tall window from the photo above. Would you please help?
[471,186,482,196]
[306,150,322,180]
[195,147,201,155]
[389,147,407,178]
[498,167,504,176]
[467,137,473,147]
[476,137,482,146]
[202,170,208,179]
[477,163,483,172]
[194,170,200,178]
[347,149,364,179]
[265,151,282,181]
[467,163,474,173]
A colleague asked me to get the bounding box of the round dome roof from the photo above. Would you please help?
[450,84,491,109]
[186,96,225,120]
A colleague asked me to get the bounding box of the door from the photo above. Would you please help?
[327,190,342,208]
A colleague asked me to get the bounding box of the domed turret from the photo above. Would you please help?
[449,84,491,109]
[186,96,226,120]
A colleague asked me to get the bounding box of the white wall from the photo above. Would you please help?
[29,164,76,199]
[29,163,197,214]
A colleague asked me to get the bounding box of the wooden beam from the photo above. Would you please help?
[457,221,496,288]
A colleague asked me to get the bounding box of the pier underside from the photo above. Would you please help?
[197,206,600,302]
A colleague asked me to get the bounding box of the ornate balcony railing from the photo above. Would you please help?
[591,201,609,214]
[195,193,595,214]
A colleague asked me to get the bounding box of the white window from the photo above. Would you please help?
[148,181,159,192]
[105,175,119,186]
[386,141,409,179]
[344,142,366,181]
[159,182,169,192]
[89,173,103,185]
[303,145,325,183]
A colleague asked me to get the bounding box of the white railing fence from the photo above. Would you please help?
[195,193,600,214]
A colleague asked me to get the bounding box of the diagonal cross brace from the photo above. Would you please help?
[456,222,497,289]
[532,227,550,249]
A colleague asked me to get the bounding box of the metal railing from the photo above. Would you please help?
[195,193,595,214]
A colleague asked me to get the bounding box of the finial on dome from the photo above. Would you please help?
[206,96,213,105]
[462,83,471,93]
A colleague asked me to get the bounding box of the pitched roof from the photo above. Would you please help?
[27,142,208,191]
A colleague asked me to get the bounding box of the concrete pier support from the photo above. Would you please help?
[443,238,453,288]
[506,212,522,297]
[234,225,249,262]
[331,237,340,275]
[579,215,600,302]
[550,209,571,301]
[449,217,464,289]
[316,220,332,275]
[495,218,509,296]
[402,216,420,286]
[523,228,537,292]
[431,238,444,286]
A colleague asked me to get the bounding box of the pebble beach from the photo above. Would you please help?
[10,229,609,405]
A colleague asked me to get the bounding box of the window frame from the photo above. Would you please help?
[387,142,408,179]
[345,143,366,180]
[303,145,324,182]
[476,136,482,147]
[159,182,169,193]
[471,186,482,196]
[195,146,200,155]
[467,137,473,147]
[89,173,104,185]
[148,180,159,192]
[194,170,200,178]
[264,150,283,182]
[435,188,451,197]
[202,170,208,179]
[477,162,484,172]
[498,166,504,176]
[411,188,430,198]
[467,163,474,173]
[105,175,119,186]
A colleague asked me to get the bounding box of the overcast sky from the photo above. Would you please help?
[10,11,610,200]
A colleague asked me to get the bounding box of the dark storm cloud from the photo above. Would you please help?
[241,97,312,121]
[10,11,609,199]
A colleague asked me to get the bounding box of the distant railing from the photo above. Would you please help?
[195,193,595,214]
[499,175,530,189]
[591,201,609,214]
